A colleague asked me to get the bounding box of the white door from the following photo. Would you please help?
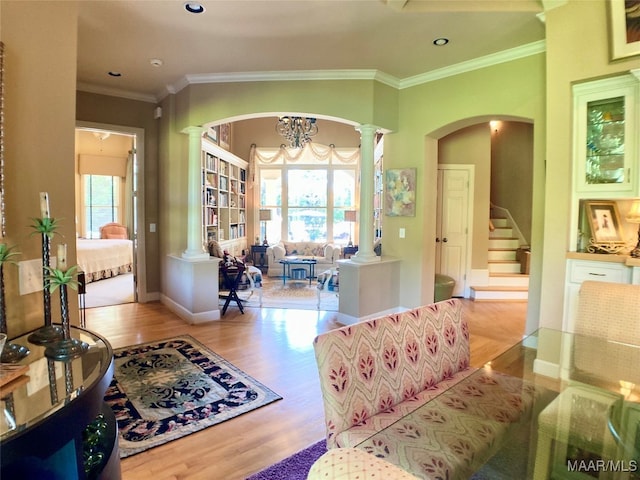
[436,167,471,297]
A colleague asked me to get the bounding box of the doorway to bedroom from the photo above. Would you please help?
[74,122,145,308]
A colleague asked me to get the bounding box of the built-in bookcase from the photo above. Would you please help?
[202,137,248,256]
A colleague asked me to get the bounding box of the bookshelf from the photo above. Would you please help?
[202,137,248,256]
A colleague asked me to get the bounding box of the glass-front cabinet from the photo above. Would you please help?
[573,73,639,196]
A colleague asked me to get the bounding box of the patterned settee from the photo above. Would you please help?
[265,241,341,277]
[310,299,539,479]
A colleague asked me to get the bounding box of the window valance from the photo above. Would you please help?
[250,143,360,166]
[78,154,128,177]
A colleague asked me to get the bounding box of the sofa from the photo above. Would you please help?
[311,299,539,479]
[265,241,341,277]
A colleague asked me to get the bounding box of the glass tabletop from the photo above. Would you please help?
[356,328,640,480]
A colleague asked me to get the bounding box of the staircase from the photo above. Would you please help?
[470,216,529,301]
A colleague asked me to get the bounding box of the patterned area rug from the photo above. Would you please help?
[104,335,282,458]
[227,277,339,311]
[246,440,327,480]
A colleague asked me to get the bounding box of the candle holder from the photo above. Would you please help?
[44,266,88,361]
[28,219,64,345]
[0,244,30,362]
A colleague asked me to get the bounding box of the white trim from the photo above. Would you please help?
[79,41,546,102]
[399,40,546,89]
[160,294,221,324]
[75,121,147,303]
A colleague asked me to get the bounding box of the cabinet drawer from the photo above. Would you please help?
[569,261,630,284]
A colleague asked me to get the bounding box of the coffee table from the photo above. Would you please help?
[355,328,640,480]
[279,257,317,285]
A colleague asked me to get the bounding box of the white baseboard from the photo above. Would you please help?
[160,294,221,324]
[533,358,560,379]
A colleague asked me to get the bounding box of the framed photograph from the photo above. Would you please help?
[219,123,230,150]
[385,168,416,217]
[206,125,219,144]
[585,200,625,244]
[608,0,640,61]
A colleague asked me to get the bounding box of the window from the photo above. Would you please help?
[83,175,121,238]
[255,144,359,245]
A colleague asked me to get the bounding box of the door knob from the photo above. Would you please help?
[442,238,448,243]
[436,238,440,242]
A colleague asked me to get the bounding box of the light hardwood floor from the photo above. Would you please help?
[85,299,527,480]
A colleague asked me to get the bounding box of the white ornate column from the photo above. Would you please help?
[352,124,380,263]
[182,126,208,259]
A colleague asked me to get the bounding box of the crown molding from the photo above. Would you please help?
[79,40,546,102]
[399,40,546,89]
[179,69,401,89]
[76,82,158,104]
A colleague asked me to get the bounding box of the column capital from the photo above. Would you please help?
[181,125,205,137]
[356,124,379,136]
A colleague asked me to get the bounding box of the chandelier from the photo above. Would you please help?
[276,116,318,149]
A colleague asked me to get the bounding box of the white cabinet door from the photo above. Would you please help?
[573,74,639,197]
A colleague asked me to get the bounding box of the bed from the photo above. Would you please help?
[76,238,133,283]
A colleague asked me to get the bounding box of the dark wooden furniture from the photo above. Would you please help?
[251,245,268,273]
[219,263,246,315]
[0,326,119,479]
[279,258,317,285]
[342,245,358,259]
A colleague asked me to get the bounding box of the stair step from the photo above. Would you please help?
[488,249,517,261]
[470,285,529,301]
[488,260,522,274]
[489,237,519,249]
[489,227,513,238]
[490,218,509,228]
[489,273,530,287]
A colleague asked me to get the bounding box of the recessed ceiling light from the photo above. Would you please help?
[150,58,163,67]
[108,71,122,77]
[433,38,449,46]
[184,2,205,14]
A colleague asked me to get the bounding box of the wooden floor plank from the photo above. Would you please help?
[85,299,525,480]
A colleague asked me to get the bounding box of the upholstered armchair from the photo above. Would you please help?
[99,222,128,239]
[533,280,640,480]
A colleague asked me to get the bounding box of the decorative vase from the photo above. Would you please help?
[28,233,63,345]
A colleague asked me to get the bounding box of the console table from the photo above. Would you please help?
[0,326,119,479]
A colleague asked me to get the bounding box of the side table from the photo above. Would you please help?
[251,245,268,273]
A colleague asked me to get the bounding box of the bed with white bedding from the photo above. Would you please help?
[76,238,133,283]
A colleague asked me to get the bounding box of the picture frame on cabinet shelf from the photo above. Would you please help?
[608,0,640,61]
[585,200,625,244]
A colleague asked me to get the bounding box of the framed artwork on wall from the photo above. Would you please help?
[206,125,219,144]
[585,200,625,244]
[608,0,640,61]
[219,123,230,150]
[385,168,416,217]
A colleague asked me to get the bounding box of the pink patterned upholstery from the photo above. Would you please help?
[357,369,538,479]
[313,299,471,449]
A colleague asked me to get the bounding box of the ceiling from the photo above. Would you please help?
[76,0,547,103]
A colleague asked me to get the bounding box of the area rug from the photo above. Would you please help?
[104,335,282,458]
[224,277,339,311]
[246,440,327,480]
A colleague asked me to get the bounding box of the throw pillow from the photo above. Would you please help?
[208,240,224,258]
